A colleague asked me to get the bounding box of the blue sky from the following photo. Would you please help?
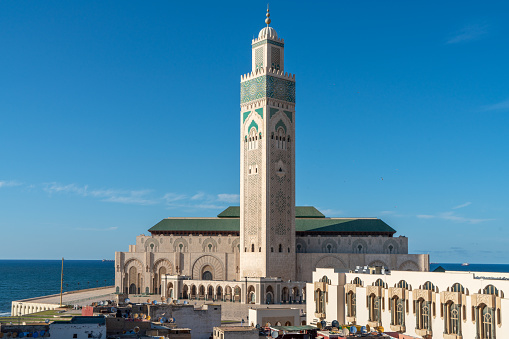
[1,1,508,263]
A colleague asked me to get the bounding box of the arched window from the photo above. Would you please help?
[374,279,385,287]
[423,281,435,291]
[315,288,326,314]
[368,294,382,325]
[297,244,301,253]
[397,280,409,290]
[353,277,363,286]
[346,291,356,317]
[444,300,461,335]
[451,283,465,293]
[251,244,255,252]
[276,128,286,150]
[278,244,282,252]
[391,296,405,326]
[478,304,495,339]
[248,128,258,150]
[483,285,499,296]
[416,298,431,331]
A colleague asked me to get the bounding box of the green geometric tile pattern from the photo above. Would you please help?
[248,119,258,132]
[252,39,285,49]
[270,108,279,119]
[275,119,287,134]
[283,110,293,123]
[241,75,296,104]
[255,108,263,118]
[242,111,251,123]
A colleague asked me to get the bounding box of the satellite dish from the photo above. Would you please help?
[255,324,260,329]
[153,300,158,305]
[33,332,38,338]
[183,301,188,305]
[111,307,117,313]
[40,331,45,335]
[350,326,357,333]
[316,322,322,329]
[320,320,327,328]
[45,319,49,324]
[377,326,384,333]
[169,317,175,323]
[104,301,109,306]
[133,314,139,318]
[147,299,151,303]
[134,327,140,333]
[331,320,339,328]
[99,301,103,306]
[342,328,349,336]
[160,317,167,323]
[125,298,131,303]
[271,330,278,338]
[146,316,151,321]
[360,326,367,333]
[142,314,147,319]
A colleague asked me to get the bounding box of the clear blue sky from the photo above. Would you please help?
[1,1,508,263]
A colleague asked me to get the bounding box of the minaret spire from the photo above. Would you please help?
[265,4,271,26]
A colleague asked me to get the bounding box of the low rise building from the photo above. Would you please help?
[49,316,106,338]
[213,326,259,339]
[147,303,221,339]
[248,307,302,327]
[307,267,509,339]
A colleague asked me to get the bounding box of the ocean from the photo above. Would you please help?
[0,260,114,316]
[1,260,509,316]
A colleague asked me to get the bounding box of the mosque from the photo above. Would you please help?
[114,9,428,305]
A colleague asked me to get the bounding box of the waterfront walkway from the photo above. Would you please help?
[11,286,116,316]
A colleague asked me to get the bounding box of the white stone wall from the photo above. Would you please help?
[148,304,221,339]
[49,321,106,339]
[248,307,301,327]
[11,302,60,316]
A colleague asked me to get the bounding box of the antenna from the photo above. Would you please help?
[60,257,64,307]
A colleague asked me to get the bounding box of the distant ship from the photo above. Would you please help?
[102,259,114,262]
[462,263,470,266]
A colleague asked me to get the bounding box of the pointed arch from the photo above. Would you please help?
[314,255,347,270]
[191,255,224,280]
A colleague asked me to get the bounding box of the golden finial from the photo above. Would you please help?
[265,4,271,25]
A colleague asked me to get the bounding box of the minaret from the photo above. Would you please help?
[239,8,296,281]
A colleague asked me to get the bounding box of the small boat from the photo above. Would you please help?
[462,263,469,266]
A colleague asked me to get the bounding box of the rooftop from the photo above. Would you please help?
[148,207,396,236]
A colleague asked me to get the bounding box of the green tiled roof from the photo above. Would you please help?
[295,206,325,218]
[149,214,395,235]
[216,206,325,218]
[217,206,240,218]
[149,218,240,232]
[295,218,395,233]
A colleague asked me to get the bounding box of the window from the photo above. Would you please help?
[276,128,286,150]
[315,288,326,315]
[346,291,356,317]
[353,277,362,286]
[279,244,282,252]
[73,335,77,338]
[416,298,431,331]
[248,128,258,150]
[251,244,255,252]
[391,296,405,326]
[444,301,461,335]
[368,294,382,324]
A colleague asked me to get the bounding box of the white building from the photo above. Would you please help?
[307,267,508,338]
[49,316,106,338]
